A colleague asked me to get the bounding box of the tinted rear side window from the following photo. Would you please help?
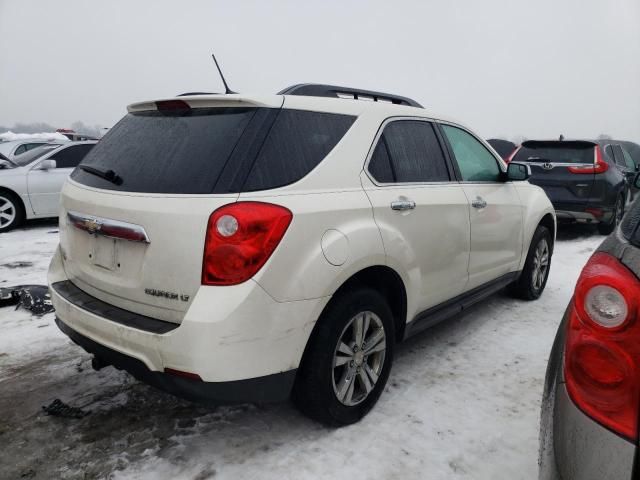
[242,110,355,191]
[368,140,394,183]
[71,107,355,194]
[369,120,449,183]
[51,144,95,168]
[612,145,628,167]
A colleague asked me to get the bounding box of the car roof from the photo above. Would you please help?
[0,139,64,156]
[127,92,464,127]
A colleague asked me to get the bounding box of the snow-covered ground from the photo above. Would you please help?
[0,222,603,480]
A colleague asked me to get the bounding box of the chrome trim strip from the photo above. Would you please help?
[517,161,595,168]
[67,211,151,244]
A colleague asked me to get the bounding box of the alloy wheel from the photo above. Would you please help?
[531,238,550,291]
[332,311,386,406]
[0,196,16,229]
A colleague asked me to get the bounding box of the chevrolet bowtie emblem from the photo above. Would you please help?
[82,218,102,234]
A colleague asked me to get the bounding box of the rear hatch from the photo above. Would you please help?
[511,140,598,210]
[59,95,355,324]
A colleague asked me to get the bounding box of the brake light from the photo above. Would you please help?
[201,202,292,286]
[155,100,191,115]
[567,146,609,174]
[564,252,640,441]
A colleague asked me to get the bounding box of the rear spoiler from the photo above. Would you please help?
[521,140,597,149]
[127,94,284,113]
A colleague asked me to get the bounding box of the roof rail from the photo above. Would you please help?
[278,84,423,108]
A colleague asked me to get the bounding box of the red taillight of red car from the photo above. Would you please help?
[567,146,609,174]
[201,202,292,286]
[564,252,640,441]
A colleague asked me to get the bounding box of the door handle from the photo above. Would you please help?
[471,197,487,209]
[390,200,416,211]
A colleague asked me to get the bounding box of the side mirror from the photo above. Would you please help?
[38,159,56,170]
[0,160,11,169]
[635,172,640,189]
[507,162,531,181]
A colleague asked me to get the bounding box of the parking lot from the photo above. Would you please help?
[0,222,602,480]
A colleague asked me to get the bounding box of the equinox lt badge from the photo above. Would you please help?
[144,288,190,302]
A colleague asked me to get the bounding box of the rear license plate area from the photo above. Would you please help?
[91,236,117,270]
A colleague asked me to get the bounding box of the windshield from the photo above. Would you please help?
[13,145,59,167]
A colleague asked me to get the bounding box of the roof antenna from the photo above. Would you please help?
[211,53,236,94]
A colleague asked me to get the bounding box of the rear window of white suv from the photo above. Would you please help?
[71,107,355,194]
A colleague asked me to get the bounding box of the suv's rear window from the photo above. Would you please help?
[71,107,355,194]
[512,142,595,164]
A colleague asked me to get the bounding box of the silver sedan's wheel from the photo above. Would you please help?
[0,195,17,229]
[332,311,386,406]
[531,238,550,291]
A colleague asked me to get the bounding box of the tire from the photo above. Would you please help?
[292,287,395,426]
[598,195,624,236]
[510,225,552,301]
[0,191,24,233]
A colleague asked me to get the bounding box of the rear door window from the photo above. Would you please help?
[26,142,46,151]
[367,120,450,183]
[368,141,394,183]
[613,145,629,169]
[51,144,95,168]
[71,107,355,194]
[441,125,501,182]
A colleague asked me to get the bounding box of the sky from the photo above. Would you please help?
[1,0,639,142]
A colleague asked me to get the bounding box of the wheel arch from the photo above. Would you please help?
[305,265,408,355]
[332,265,408,342]
[538,213,556,254]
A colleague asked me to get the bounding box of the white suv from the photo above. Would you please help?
[49,85,555,425]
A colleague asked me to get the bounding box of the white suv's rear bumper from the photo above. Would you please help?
[48,247,329,402]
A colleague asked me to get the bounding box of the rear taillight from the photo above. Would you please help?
[564,252,640,441]
[201,202,292,286]
[567,146,609,174]
[506,146,521,163]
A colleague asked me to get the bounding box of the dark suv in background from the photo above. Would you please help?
[539,173,640,480]
[510,140,637,234]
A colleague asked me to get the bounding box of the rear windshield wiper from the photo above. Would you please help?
[77,165,123,185]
